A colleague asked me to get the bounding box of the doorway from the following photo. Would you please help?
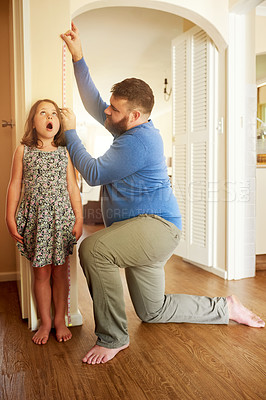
[0,0,17,282]
[72,6,226,276]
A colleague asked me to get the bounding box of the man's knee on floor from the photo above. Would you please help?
[135,309,161,324]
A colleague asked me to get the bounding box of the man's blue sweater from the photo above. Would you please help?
[65,57,182,229]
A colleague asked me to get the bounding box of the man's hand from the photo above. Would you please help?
[61,21,83,62]
[60,108,76,131]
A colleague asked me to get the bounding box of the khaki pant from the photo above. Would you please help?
[79,214,229,349]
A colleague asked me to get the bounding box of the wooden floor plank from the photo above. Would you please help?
[1,224,266,400]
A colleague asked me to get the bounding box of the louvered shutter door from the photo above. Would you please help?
[172,27,215,267]
[188,29,212,265]
[172,35,189,258]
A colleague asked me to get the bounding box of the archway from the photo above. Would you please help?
[71,2,228,277]
[71,0,228,52]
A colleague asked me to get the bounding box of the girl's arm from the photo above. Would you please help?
[6,145,24,244]
[66,151,83,241]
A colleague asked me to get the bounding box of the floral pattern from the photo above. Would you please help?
[16,145,77,268]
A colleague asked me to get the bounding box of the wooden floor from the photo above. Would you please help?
[1,224,266,400]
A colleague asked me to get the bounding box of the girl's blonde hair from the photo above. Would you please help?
[21,99,66,148]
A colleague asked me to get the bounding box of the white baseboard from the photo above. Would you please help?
[65,310,83,327]
[0,271,18,282]
[30,310,83,331]
[182,258,228,279]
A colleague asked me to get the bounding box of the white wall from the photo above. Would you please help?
[255,12,266,84]
[29,0,73,109]
[256,15,266,55]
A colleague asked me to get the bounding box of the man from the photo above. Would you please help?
[61,23,265,365]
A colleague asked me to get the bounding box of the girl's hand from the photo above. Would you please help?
[60,108,76,131]
[6,219,23,244]
[61,22,83,63]
[72,219,83,241]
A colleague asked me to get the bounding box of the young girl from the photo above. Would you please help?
[6,99,83,345]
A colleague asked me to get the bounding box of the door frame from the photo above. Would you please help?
[226,8,257,280]
[9,0,31,315]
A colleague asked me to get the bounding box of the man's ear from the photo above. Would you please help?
[130,110,141,122]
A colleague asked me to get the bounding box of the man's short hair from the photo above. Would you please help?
[111,78,154,116]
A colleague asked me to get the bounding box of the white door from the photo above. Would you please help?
[172,27,217,267]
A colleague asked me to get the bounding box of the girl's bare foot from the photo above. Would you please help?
[82,343,129,364]
[55,322,72,342]
[32,324,51,345]
[227,295,265,328]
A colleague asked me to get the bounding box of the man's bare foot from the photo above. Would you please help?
[227,295,265,328]
[32,324,51,345]
[55,322,72,343]
[82,343,129,364]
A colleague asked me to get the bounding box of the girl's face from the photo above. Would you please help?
[33,101,60,142]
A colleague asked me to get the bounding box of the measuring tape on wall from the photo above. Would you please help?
[67,257,72,327]
[62,42,67,108]
[62,41,72,327]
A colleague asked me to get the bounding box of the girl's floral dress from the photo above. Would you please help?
[16,145,77,268]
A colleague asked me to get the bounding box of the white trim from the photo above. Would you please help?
[212,49,219,270]
[230,0,262,14]
[257,79,266,87]
[65,311,83,328]
[227,13,237,280]
[29,311,83,332]
[256,3,266,16]
[72,1,228,52]
[183,258,227,279]
[0,271,18,282]
[227,12,257,280]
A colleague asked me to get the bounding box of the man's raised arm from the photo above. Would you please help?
[61,22,108,125]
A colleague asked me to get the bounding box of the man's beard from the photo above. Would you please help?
[104,115,129,136]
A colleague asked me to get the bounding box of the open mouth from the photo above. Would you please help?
[46,122,53,131]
